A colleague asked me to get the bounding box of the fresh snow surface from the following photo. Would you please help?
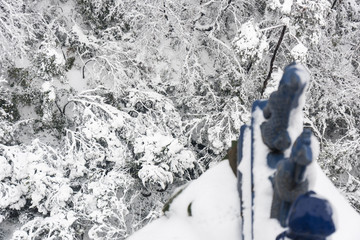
[251,106,282,240]
[237,126,252,238]
[286,63,310,157]
[127,161,241,240]
[14,57,31,68]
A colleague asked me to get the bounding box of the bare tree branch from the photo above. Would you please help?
[331,0,338,9]
[82,59,94,79]
[261,26,286,97]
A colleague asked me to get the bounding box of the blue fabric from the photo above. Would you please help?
[288,191,336,237]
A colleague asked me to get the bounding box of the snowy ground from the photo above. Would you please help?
[127,158,360,240]
[127,160,241,240]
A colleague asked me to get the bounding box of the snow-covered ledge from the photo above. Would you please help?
[127,160,241,240]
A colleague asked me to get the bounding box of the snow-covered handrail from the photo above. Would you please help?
[236,62,357,240]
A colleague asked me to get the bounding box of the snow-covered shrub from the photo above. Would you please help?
[232,21,268,65]
[64,88,197,190]
[0,140,71,214]
[11,212,78,240]
[290,0,331,45]
[76,0,128,29]
[182,95,250,168]
[0,0,45,66]
[62,95,129,178]
[84,171,134,239]
[0,87,21,145]
[33,48,66,81]
[135,131,196,189]
[268,0,294,14]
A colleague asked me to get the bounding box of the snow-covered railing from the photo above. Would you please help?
[237,62,360,240]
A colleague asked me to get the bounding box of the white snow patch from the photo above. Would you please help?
[235,22,260,50]
[47,48,65,65]
[55,185,73,205]
[71,23,97,46]
[41,81,56,101]
[291,43,308,63]
[208,126,225,154]
[286,63,310,156]
[0,156,12,181]
[269,0,294,14]
[251,106,284,239]
[66,68,87,92]
[232,21,268,63]
[237,126,253,238]
[0,76,7,84]
[134,129,196,188]
[128,161,241,240]
[72,23,90,45]
[14,57,31,68]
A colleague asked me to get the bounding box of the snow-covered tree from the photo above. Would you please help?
[1,0,360,239]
